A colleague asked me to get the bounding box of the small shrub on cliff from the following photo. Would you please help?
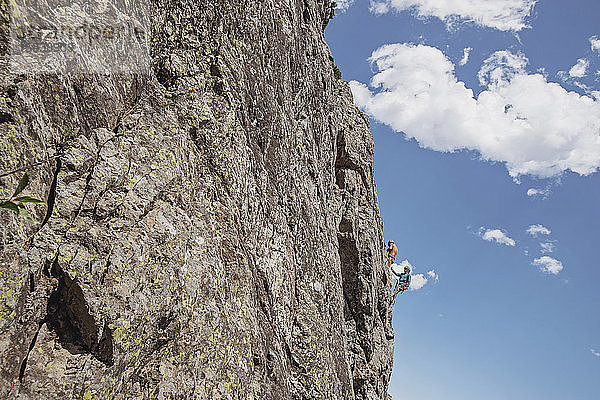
[0,172,43,222]
[332,63,342,80]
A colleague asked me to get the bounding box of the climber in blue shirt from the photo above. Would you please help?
[392,263,411,296]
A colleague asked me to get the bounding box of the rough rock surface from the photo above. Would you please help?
[0,0,394,398]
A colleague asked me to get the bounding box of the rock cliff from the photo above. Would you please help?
[0,0,394,398]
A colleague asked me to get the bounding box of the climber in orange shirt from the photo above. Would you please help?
[386,240,398,289]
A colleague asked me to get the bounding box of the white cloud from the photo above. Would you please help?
[410,274,428,290]
[369,0,537,31]
[591,348,600,357]
[527,187,549,198]
[590,36,600,53]
[478,50,528,86]
[335,0,354,11]
[569,58,589,78]
[350,44,600,179]
[427,269,439,281]
[532,256,563,275]
[478,227,516,246]
[459,47,472,66]
[540,242,555,253]
[527,224,551,237]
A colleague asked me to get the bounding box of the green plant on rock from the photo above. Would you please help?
[0,172,43,222]
[332,63,342,80]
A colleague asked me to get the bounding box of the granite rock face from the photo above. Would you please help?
[0,0,394,398]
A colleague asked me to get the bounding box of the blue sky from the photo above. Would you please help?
[325,1,600,399]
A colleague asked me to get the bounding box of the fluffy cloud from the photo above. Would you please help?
[591,348,600,357]
[527,224,551,236]
[590,36,600,53]
[350,44,600,178]
[369,0,537,31]
[540,242,555,253]
[532,256,563,274]
[459,47,472,66]
[410,274,428,290]
[569,58,589,78]
[427,269,439,281]
[527,187,549,198]
[478,227,516,246]
[477,50,528,86]
[335,0,354,11]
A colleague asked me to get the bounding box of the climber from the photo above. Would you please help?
[386,240,398,289]
[392,263,411,296]
[386,240,398,266]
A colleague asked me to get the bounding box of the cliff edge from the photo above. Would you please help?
[0,0,394,398]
